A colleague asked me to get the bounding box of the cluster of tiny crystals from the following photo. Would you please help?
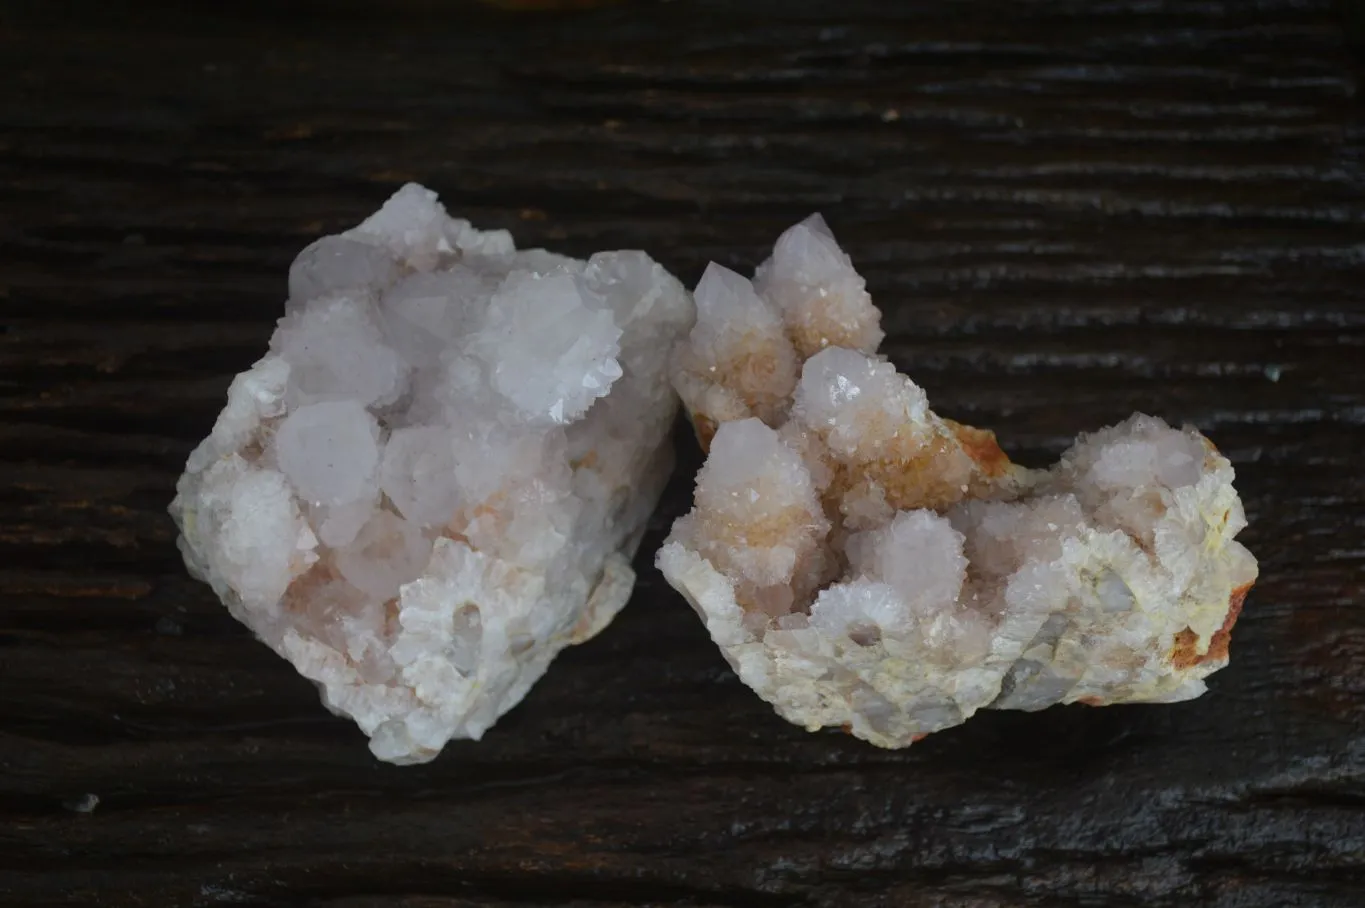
[658,215,1258,747]
[171,184,695,763]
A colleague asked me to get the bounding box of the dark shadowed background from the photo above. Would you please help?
[2,1,1364,906]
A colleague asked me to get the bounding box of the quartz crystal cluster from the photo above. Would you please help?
[658,215,1258,747]
[171,184,694,763]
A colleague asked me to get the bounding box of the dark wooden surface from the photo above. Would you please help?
[3,2,1365,906]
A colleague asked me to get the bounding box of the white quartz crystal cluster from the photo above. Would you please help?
[171,184,694,763]
[658,215,1258,747]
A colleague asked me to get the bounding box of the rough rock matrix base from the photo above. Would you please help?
[171,184,694,763]
[658,215,1257,747]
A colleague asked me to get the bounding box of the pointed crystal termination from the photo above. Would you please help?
[171,184,695,763]
[659,216,1257,747]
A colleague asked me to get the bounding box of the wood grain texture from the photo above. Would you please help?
[2,1,1364,906]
